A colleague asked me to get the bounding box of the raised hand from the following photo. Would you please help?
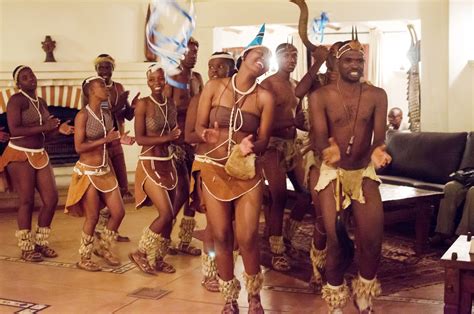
[371,144,392,169]
[322,137,341,167]
[117,91,130,110]
[239,134,254,156]
[0,127,9,142]
[167,126,181,142]
[120,130,135,145]
[44,115,60,131]
[58,120,74,135]
[105,128,120,143]
[311,45,330,64]
[131,92,141,109]
[201,121,220,144]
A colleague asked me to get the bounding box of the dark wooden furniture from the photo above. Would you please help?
[380,183,443,255]
[441,235,474,314]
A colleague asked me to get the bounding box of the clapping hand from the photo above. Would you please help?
[239,134,254,156]
[59,120,74,135]
[44,115,60,131]
[131,92,140,109]
[167,127,181,142]
[120,130,135,145]
[117,91,130,110]
[322,137,341,167]
[371,145,392,169]
[201,121,220,144]
[105,128,121,143]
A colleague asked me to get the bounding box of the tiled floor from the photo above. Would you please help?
[0,205,445,313]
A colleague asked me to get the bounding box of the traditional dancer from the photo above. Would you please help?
[185,52,236,292]
[84,54,136,242]
[162,37,204,256]
[65,76,125,271]
[295,42,342,291]
[0,65,73,262]
[260,43,304,272]
[128,64,180,275]
[310,33,391,313]
[195,24,274,313]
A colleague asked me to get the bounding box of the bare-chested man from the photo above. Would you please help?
[310,38,391,313]
[260,43,304,272]
[163,37,204,256]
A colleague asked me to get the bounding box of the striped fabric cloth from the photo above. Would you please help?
[0,86,83,114]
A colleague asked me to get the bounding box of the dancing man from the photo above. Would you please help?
[309,35,391,313]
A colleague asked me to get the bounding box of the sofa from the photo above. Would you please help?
[378,131,474,192]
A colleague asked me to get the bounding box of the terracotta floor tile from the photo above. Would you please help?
[0,206,446,313]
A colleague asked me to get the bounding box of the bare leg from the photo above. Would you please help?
[202,188,234,280]
[351,179,383,280]
[173,162,191,215]
[7,162,35,230]
[234,184,263,275]
[173,161,201,255]
[351,179,383,312]
[109,147,129,196]
[94,188,126,266]
[145,181,174,233]
[308,166,327,290]
[35,164,58,227]
[81,185,101,236]
[7,161,43,261]
[34,164,59,258]
[77,185,102,271]
[318,180,345,286]
[101,189,125,231]
[234,184,264,313]
[309,166,326,250]
[264,149,291,271]
[130,180,175,274]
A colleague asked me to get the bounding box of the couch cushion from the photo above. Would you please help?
[460,132,474,169]
[384,132,467,184]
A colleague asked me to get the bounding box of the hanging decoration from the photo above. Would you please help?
[146,0,196,76]
[310,12,330,43]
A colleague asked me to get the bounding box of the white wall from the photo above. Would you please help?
[0,0,465,134]
[448,0,474,132]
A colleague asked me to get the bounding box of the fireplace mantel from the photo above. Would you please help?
[0,62,152,88]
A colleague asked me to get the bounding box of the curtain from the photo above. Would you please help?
[368,28,384,87]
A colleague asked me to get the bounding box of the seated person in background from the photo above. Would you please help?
[431,140,474,246]
[387,107,409,131]
[431,181,474,246]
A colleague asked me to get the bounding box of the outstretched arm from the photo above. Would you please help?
[295,46,328,98]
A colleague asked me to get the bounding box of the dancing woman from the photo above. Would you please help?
[128,65,180,275]
[194,27,274,313]
[65,76,125,271]
[185,52,236,292]
[0,65,73,262]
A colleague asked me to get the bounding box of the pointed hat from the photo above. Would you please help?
[241,24,268,56]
